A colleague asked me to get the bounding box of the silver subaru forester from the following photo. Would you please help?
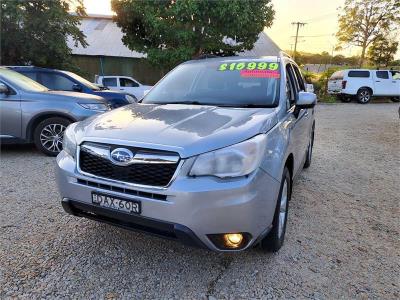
[56,53,316,252]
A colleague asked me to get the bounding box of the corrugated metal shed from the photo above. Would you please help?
[68,15,280,58]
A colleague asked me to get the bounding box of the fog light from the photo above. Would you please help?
[223,233,244,248]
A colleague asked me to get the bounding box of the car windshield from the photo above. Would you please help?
[0,68,48,92]
[62,71,100,90]
[142,59,280,107]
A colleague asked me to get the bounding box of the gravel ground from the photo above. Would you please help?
[0,103,399,299]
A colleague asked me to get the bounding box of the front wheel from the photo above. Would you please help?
[304,123,315,169]
[357,88,372,104]
[260,167,291,252]
[33,117,71,156]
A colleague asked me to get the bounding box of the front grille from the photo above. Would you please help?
[79,144,180,187]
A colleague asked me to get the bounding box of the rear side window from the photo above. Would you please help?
[102,78,117,87]
[376,71,389,79]
[330,71,344,80]
[348,71,370,78]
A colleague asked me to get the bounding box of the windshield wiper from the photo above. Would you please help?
[236,104,273,108]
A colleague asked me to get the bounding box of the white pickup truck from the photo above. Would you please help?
[328,69,400,103]
[95,75,152,99]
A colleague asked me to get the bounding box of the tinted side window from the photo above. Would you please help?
[291,64,305,91]
[40,73,75,90]
[376,71,389,79]
[120,78,139,87]
[285,64,297,109]
[391,71,400,80]
[19,71,38,81]
[102,78,117,87]
[348,71,370,78]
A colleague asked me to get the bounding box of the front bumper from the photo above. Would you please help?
[56,151,280,251]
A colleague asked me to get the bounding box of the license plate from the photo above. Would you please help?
[92,192,141,214]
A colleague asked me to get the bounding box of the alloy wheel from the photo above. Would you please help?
[40,123,66,153]
[359,91,370,103]
[278,179,288,238]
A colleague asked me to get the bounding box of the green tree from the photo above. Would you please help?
[367,35,399,67]
[336,0,400,67]
[0,0,88,68]
[111,0,275,70]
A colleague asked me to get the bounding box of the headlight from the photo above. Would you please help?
[63,123,77,159]
[189,134,267,178]
[125,94,137,103]
[78,103,109,111]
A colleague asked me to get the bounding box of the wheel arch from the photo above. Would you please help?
[284,153,294,181]
[26,112,76,141]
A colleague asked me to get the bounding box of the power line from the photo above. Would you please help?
[291,22,307,61]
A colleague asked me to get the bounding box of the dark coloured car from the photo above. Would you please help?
[9,66,137,108]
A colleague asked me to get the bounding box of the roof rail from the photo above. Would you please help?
[279,51,292,59]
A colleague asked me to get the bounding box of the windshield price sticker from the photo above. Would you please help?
[218,61,279,72]
[240,69,280,78]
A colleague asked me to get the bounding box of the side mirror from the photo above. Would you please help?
[296,91,317,109]
[72,84,82,92]
[306,84,314,93]
[0,83,9,94]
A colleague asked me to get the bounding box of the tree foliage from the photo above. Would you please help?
[336,0,400,67]
[0,0,87,68]
[367,35,399,67]
[111,0,275,70]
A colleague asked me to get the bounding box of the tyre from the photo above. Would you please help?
[260,167,291,252]
[303,122,315,169]
[337,95,351,103]
[391,97,400,103]
[33,117,71,156]
[357,88,372,104]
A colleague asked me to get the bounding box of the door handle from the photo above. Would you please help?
[375,80,381,82]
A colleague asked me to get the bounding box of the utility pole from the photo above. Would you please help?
[291,22,307,61]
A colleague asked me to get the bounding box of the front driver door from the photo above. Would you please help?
[286,64,310,174]
[0,80,22,138]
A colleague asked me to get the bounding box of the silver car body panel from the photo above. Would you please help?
[0,74,108,141]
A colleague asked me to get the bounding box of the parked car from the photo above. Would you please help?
[0,67,109,156]
[9,66,137,108]
[56,53,316,252]
[327,69,400,103]
[95,75,152,99]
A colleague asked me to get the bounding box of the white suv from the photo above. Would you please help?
[95,75,152,99]
[328,69,400,103]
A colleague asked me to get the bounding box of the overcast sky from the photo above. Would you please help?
[82,0,400,59]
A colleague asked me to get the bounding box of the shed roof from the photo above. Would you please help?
[68,15,280,58]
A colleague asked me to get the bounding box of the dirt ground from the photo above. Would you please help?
[0,103,399,299]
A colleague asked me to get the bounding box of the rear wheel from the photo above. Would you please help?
[260,167,291,252]
[357,88,372,104]
[33,117,71,156]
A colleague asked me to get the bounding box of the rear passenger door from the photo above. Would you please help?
[374,71,397,96]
